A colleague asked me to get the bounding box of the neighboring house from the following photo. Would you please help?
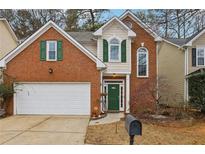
[0,18,18,83]
[158,39,186,107]
[0,18,18,58]
[0,10,162,116]
[158,29,205,108]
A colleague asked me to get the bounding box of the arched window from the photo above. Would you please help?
[109,38,120,62]
[137,47,149,77]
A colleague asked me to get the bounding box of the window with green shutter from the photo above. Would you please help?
[57,40,63,61]
[103,39,108,62]
[40,40,46,61]
[121,40,126,62]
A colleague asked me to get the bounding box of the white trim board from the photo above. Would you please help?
[93,16,136,37]
[0,21,106,69]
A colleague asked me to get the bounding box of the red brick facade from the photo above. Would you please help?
[122,16,157,114]
[4,27,101,115]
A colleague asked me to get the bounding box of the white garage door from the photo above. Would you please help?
[14,83,91,115]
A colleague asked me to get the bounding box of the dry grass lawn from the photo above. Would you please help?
[85,119,205,145]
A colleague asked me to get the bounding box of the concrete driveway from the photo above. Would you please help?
[0,116,89,145]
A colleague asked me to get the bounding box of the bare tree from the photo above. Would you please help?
[130,76,170,115]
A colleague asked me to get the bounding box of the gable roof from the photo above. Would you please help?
[0,21,106,69]
[119,10,162,41]
[0,18,18,43]
[93,16,136,37]
[163,38,188,47]
[184,28,205,46]
[163,28,205,47]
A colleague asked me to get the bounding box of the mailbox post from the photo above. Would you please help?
[125,114,142,145]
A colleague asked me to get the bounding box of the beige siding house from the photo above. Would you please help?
[0,19,18,83]
[0,18,18,59]
[187,33,205,74]
[158,40,185,107]
[159,29,205,108]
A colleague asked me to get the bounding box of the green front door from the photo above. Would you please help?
[108,84,119,111]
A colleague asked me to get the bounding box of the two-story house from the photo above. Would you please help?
[0,10,162,116]
[158,29,205,108]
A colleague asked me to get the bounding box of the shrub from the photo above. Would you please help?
[188,72,205,112]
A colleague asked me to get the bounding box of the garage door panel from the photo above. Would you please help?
[15,83,90,115]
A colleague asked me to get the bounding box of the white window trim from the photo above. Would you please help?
[137,47,149,78]
[196,46,205,67]
[46,40,57,61]
[108,38,121,62]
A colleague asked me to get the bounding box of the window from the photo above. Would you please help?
[109,38,120,62]
[197,48,205,66]
[47,41,57,61]
[137,47,148,77]
[125,21,132,29]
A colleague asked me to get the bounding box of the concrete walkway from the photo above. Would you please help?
[0,115,89,145]
[89,113,124,125]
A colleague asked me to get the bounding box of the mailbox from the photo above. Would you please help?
[125,114,142,144]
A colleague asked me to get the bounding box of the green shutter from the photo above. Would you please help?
[103,39,108,62]
[121,40,126,62]
[192,48,196,67]
[57,40,63,61]
[40,41,46,61]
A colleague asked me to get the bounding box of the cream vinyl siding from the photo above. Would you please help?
[82,43,97,56]
[97,20,131,74]
[158,41,185,106]
[0,21,18,59]
[188,33,205,74]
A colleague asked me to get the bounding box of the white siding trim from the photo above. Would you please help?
[184,48,189,102]
[126,74,130,113]
[93,17,136,37]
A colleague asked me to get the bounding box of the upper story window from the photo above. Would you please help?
[137,47,148,77]
[47,41,57,61]
[109,38,120,62]
[197,48,205,66]
[125,21,132,29]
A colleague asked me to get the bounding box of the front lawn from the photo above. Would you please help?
[85,119,205,145]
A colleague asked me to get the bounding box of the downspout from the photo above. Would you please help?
[156,41,160,103]
[184,47,189,104]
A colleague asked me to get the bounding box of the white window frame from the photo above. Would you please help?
[46,40,57,61]
[137,47,149,78]
[196,46,205,66]
[109,38,121,62]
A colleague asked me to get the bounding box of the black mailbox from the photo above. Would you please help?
[125,114,142,144]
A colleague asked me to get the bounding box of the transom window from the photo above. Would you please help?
[137,47,148,77]
[47,41,57,61]
[197,48,205,66]
[109,38,120,62]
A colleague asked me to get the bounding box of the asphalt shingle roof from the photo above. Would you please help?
[68,31,96,44]
[164,28,205,46]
